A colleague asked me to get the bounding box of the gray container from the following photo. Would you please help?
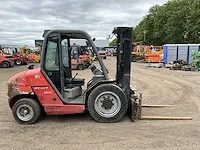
[164,44,200,64]
[178,45,188,61]
[167,45,177,63]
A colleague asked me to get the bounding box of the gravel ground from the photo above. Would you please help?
[0,57,200,150]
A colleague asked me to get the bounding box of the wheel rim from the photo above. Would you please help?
[2,63,8,68]
[16,104,34,121]
[78,65,83,70]
[94,91,121,118]
[16,60,22,65]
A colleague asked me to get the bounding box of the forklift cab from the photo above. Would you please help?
[41,30,109,104]
[41,28,134,120]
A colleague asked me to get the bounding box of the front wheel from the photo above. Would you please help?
[12,98,41,124]
[87,84,128,123]
[15,59,23,65]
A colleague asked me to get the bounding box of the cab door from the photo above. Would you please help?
[42,34,61,92]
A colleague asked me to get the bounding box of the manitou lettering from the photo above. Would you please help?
[33,87,48,90]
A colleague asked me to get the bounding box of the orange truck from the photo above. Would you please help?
[145,46,163,63]
[131,44,163,62]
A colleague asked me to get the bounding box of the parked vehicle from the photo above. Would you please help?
[0,54,15,68]
[98,47,107,59]
[191,52,200,71]
[106,51,111,56]
[71,45,92,70]
[7,27,139,124]
[27,52,40,63]
[131,45,163,62]
[13,53,32,66]
[145,46,163,63]
[7,27,191,125]
[103,47,117,56]
[21,46,40,63]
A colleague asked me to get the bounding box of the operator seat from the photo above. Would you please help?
[63,65,85,87]
[63,65,85,100]
[65,78,85,87]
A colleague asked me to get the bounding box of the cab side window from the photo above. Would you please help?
[61,39,69,68]
[44,37,59,71]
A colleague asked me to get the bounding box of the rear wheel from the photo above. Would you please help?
[87,84,128,123]
[12,98,41,124]
[15,59,23,65]
[131,55,137,62]
[1,61,10,68]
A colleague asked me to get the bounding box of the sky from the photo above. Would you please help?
[0,0,168,46]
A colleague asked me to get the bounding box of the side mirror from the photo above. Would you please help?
[86,41,89,46]
[27,64,35,69]
[27,61,35,69]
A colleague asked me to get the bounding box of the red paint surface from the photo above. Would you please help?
[9,68,85,115]
[0,54,15,67]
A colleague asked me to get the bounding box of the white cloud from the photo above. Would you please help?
[0,0,168,46]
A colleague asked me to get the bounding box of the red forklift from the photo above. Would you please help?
[0,54,15,68]
[7,27,191,124]
[0,47,15,68]
[12,48,35,66]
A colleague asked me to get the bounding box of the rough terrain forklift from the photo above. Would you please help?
[7,27,191,124]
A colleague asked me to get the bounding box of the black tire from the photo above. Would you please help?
[87,84,128,123]
[15,59,23,66]
[1,61,10,68]
[103,56,106,59]
[131,55,137,62]
[12,98,41,124]
[77,64,84,70]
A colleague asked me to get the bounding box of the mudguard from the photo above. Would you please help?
[7,71,34,107]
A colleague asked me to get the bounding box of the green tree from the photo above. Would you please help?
[109,38,117,46]
[133,0,200,45]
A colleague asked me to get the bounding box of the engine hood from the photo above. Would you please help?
[8,68,48,87]
[8,71,28,86]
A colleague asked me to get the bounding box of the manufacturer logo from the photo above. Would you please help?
[34,74,40,79]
